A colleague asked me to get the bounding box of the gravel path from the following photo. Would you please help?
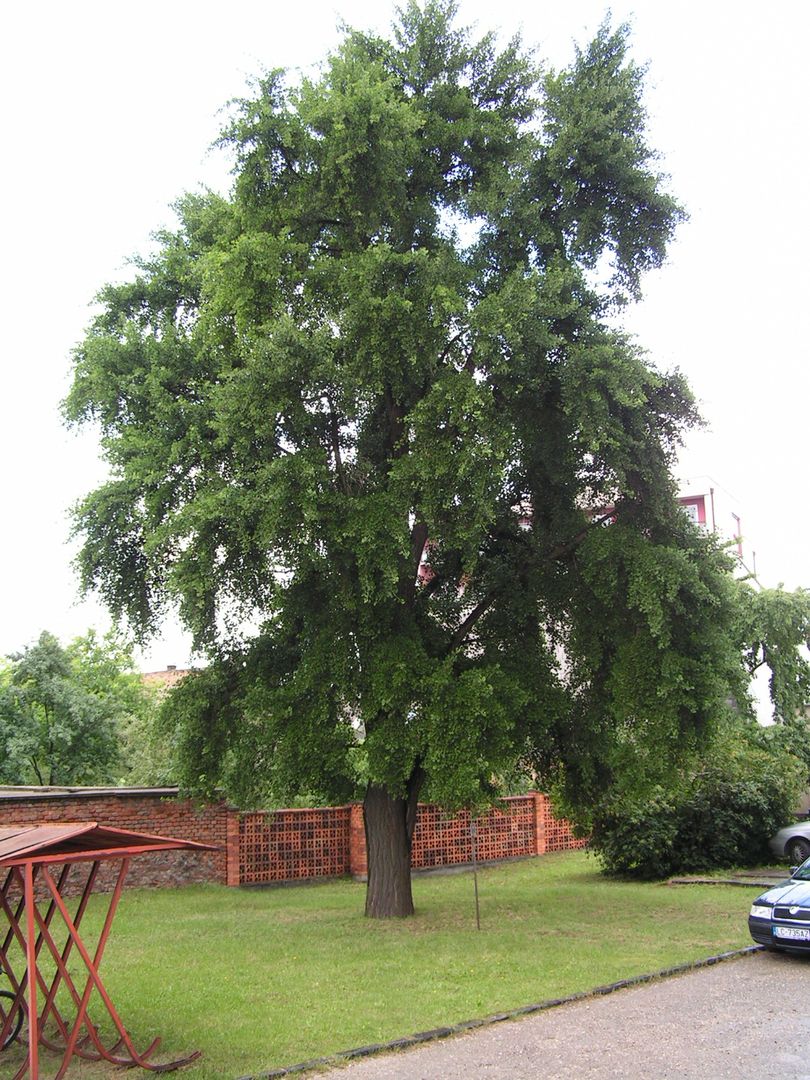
[317,950,810,1079]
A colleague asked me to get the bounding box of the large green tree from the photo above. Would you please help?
[65,3,743,916]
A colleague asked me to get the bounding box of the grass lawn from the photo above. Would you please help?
[3,851,758,1078]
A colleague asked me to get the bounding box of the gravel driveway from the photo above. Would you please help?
[316,949,810,1079]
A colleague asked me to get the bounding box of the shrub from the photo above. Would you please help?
[590,723,804,879]
[590,791,680,879]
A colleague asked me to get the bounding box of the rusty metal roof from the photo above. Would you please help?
[0,822,217,866]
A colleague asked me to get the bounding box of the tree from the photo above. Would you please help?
[65,3,742,916]
[117,683,180,787]
[0,630,148,786]
[571,581,810,878]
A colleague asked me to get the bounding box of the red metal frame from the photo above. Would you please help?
[0,823,216,1078]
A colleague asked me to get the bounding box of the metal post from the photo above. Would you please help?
[24,862,38,1079]
[470,818,481,931]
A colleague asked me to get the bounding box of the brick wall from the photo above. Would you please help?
[0,788,228,895]
[230,792,585,885]
[0,788,585,892]
[236,806,352,884]
[538,793,588,853]
[413,796,539,869]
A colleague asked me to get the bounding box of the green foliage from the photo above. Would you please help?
[758,716,810,785]
[65,2,743,834]
[574,580,810,879]
[160,642,362,808]
[589,719,806,879]
[0,630,150,786]
[541,19,684,302]
[117,684,177,787]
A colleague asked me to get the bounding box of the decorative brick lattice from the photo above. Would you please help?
[237,807,352,884]
[412,797,537,868]
[535,793,588,853]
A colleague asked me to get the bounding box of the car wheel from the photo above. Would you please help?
[786,837,810,864]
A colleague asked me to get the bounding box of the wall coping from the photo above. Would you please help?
[0,786,544,809]
[0,785,182,802]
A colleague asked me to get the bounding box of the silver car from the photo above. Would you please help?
[770,821,810,864]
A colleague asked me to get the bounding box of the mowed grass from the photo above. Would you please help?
[4,852,757,1078]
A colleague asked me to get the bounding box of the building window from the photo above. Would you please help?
[678,495,706,526]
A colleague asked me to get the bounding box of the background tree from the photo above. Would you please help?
[739,583,810,793]
[0,630,148,786]
[65,3,743,916]
[584,581,810,878]
[737,584,810,722]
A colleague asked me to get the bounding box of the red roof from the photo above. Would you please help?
[0,822,218,866]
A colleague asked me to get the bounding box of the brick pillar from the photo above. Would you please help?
[226,809,242,886]
[348,803,367,881]
[532,791,547,856]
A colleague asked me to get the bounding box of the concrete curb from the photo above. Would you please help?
[668,873,788,888]
[236,945,763,1078]
[669,877,783,888]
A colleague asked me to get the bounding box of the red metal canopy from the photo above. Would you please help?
[0,822,217,1078]
[0,822,215,866]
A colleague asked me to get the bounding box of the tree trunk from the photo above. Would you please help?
[363,767,424,918]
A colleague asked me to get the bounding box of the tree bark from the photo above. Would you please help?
[363,766,424,918]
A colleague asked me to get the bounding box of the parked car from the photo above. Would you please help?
[769,821,810,864]
[749,858,810,951]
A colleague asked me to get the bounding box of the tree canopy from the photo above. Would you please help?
[66,3,748,915]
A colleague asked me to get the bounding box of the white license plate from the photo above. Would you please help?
[773,926,810,941]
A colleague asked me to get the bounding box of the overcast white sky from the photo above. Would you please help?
[1,0,807,671]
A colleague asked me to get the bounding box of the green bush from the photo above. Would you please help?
[590,724,804,879]
[590,791,680,879]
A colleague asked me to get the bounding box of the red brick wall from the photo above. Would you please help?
[0,789,585,892]
[537,792,588,853]
[232,793,585,885]
[237,806,352,884]
[0,789,228,895]
[412,796,538,869]
[410,794,585,871]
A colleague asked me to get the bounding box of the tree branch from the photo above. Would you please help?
[402,517,429,605]
[383,385,406,458]
[278,145,299,174]
[449,592,498,652]
[439,329,467,366]
[419,567,445,601]
[445,507,623,654]
[326,396,348,494]
[541,508,616,562]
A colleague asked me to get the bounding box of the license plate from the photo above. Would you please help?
[773,926,810,941]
